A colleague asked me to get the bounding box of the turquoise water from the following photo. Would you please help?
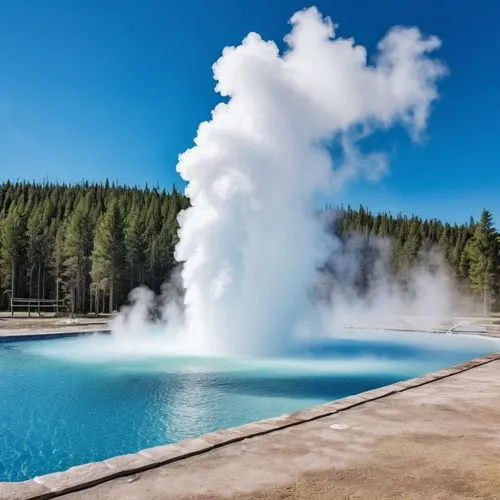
[0,331,498,482]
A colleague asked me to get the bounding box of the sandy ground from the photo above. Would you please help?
[2,313,499,338]
[63,359,500,500]
[0,314,110,336]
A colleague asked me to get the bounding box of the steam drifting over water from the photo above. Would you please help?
[115,7,447,356]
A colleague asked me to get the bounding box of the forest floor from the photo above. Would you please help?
[0,313,110,336]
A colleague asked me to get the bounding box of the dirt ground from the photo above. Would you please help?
[63,359,500,500]
[230,434,500,499]
[0,314,110,334]
[3,312,499,338]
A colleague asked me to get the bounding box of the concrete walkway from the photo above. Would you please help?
[0,317,110,338]
[61,358,500,500]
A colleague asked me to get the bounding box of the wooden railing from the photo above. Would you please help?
[10,298,65,317]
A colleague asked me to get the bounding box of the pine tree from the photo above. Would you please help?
[466,209,500,315]
[1,180,498,315]
[50,225,66,313]
[124,204,146,289]
[0,206,26,304]
[91,198,126,314]
[63,199,92,313]
[26,210,43,298]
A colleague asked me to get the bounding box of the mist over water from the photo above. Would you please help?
[6,331,500,482]
[109,7,448,357]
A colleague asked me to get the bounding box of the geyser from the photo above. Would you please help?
[172,7,446,355]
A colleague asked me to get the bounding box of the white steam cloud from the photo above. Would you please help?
[309,236,458,336]
[171,7,446,355]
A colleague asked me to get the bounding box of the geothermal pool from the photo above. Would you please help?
[1,331,499,482]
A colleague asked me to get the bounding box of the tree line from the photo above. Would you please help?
[0,181,498,315]
[329,205,500,313]
[0,181,188,314]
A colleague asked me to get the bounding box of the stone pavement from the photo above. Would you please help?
[62,356,500,499]
[2,354,500,500]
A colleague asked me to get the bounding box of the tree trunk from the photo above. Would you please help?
[29,268,33,298]
[109,277,114,315]
[82,269,87,314]
[42,265,46,299]
[11,259,15,315]
[55,256,60,316]
[37,260,41,299]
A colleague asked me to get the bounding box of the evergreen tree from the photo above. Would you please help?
[63,199,92,313]
[25,210,44,298]
[124,204,146,289]
[50,225,66,313]
[0,206,26,301]
[0,180,498,315]
[91,199,126,313]
[466,209,500,315]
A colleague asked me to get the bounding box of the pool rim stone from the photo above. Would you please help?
[1,351,499,500]
[0,330,110,343]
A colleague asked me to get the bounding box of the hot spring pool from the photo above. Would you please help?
[1,330,499,482]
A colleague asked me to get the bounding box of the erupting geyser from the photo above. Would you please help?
[171,7,446,355]
[107,7,449,358]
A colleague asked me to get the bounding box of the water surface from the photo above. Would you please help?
[0,330,498,481]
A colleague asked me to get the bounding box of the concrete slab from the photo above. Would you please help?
[58,356,500,500]
[0,316,110,339]
[33,462,114,496]
[0,480,50,500]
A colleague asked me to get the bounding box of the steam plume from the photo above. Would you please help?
[172,7,446,355]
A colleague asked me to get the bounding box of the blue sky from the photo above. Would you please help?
[0,0,499,224]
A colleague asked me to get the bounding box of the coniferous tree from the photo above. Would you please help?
[0,206,26,301]
[50,225,65,313]
[466,209,500,315]
[124,204,146,290]
[0,181,499,315]
[26,209,44,298]
[63,199,92,313]
[91,198,126,314]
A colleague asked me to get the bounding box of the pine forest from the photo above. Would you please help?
[0,181,499,315]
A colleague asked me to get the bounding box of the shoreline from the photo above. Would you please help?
[0,316,111,340]
[1,352,499,499]
[1,319,499,341]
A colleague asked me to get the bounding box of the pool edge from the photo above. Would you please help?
[0,330,111,343]
[1,351,499,500]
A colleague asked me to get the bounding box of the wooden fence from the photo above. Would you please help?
[10,298,65,317]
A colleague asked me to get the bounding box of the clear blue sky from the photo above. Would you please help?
[0,0,499,224]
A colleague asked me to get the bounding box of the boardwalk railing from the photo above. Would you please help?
[345,315,500,336]
[10,298,65,317]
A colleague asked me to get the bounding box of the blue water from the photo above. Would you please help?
[0,331,498,482]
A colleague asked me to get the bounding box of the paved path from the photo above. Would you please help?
[0,317,110,338]
[62,358,500,500]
